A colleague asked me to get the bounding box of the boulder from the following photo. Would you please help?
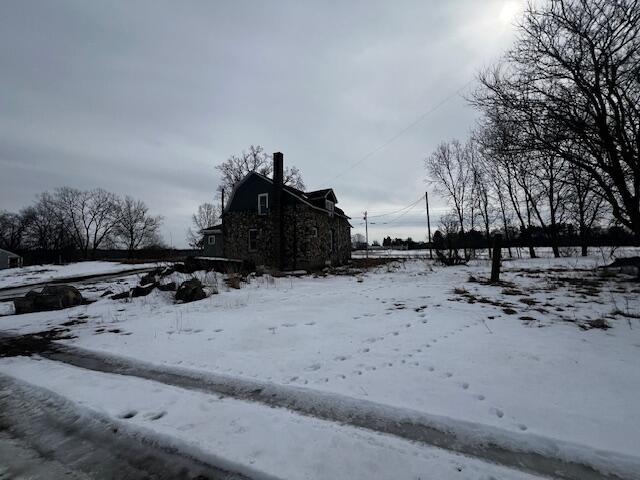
[13,297,36,315]
[33,294,64,311]
[140,273,157,286]
[131,282,157,297]
[157,282,177,292]
[13,285,83,314]
[111,291,131,300]
[41,285,83,308]
[159,266,175,277]
[175,279,207,303]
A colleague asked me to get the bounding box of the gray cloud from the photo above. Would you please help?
[0,0,522,245]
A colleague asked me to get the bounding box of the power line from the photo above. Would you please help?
[367,194,426,218]
[371,200,424,226]
[328,78,475,183]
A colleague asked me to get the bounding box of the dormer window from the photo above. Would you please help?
[325,199,335,216]
[258,193,269,215]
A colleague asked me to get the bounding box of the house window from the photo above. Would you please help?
[309,226,318,238]
[329,229,335,253]
[248,229,259,252]
[325,200,335,216]
[208,235,216,245]
[258,193,269,215]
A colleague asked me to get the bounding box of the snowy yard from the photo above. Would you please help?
[0,260,158,290]
[1,254,640,479]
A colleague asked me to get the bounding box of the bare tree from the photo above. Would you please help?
[468,137,495,256]
[0,210,30,251]
[21,193,71,252]
[216,145,306,198]
[473,0,640,241]
[115,197,163,257]
[52,187,122,259]
[521,153,568,258]
[565,161,607,256]
[187,202,221,249]
[425,139,472,256]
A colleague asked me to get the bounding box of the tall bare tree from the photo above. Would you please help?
[52,187,121,259]
[468,137,495,256]
[22,193,71,252]
[0,210,30,251]
[473,0,640,241]
[216,145,305,198]
[565,161,607,256]
[425,139,472,255]
[187,202,221,249]
[115,196,163,257]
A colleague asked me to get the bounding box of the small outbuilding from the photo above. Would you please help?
[0,248,22,270]
[202,224,224,258]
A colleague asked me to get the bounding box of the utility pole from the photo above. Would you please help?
[363,211,369,259]
[425,192,432,259]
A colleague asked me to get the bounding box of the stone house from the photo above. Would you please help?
[203,152,351,270]
[0,248,22,270]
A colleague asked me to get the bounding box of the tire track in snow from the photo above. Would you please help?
[0,374,256,480]
[27,339,640,480]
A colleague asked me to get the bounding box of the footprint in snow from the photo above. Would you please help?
[118,410,138,419]
[334,355,349,361]
[305,363,322,371]
[144,411,167,421]
[461,382,469,390]
[305,321,316,326]
[445,372,453,378]
[475,394,485,401]
[518,424,528,431]
[490,407,504,418]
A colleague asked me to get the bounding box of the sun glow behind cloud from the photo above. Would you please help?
[499,1,522,25]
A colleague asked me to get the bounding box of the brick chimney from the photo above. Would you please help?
[272,152,285,270]
[273,151,284,187]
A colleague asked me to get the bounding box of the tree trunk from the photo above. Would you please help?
[490,235,502,283]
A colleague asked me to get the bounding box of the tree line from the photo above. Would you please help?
[426,0,639,258]
[0,187,163,260]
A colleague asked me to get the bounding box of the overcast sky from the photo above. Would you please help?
[0,0,524,246]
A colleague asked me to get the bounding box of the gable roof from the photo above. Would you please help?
[306,188,338,203]
[201,223,222,234]
[223,171,351,220]
[0,248,21,258]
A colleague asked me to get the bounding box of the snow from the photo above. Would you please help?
[0,357,545,480]
[1,253,639,477]
[0,261,160,289]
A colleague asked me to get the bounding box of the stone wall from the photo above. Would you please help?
[223,203,351,270]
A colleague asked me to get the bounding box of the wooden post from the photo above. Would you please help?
[490,234,502,283]
[364,211,369,259]
[425,192,432,260]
